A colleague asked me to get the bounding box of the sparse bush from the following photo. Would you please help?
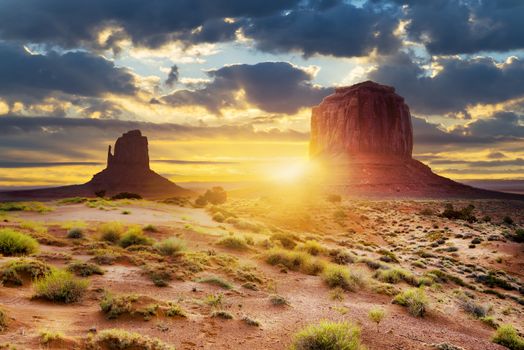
[368,307,386,332]
[329,287,345,301]
[513,229,524,243]
[99,222,124,243]
[481,316,498,329]
[154,238,186,256]
[503,216,514,225]
[265,248,325,275]
[211,310,233,319]
[0,308,8,331]
[322,265,366,291]
[393,287,428,317]
[329,249,355,265]
[374,267,417,286]
[492,324,524,350]
[67,261,104,277]
[111,192,142,200]
[0,258,51,286]
[269,294,289,306]
[270,232,299,249]
[298,240,325,256]
[204,293,223,308]
[33,269,88,303]
[212,212,225,222]
[40,330,65,345]
[455,292,488,318]
[100,293,137,319]
[0,229,39,255]
[242,316,260,327]
[90,329,174,350]
[197,275,233,290]
[204,187,227,205]
[216,235,248,250]
[290,321,365,350]
[441,203,477,222]
[66,227,84,239]
[119,227,153,248]
[166,302,186,317]
[143,224,158,233]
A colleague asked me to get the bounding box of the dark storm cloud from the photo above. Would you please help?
[369,52,524,115]
[0,43,137,104]
[162,62,331,114]
[387,0,524,55]
[244,1,401,57]
[165,65,179,88]
[0,0,300,51]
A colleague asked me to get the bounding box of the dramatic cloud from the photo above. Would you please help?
[244,1,401,57]
[165,65,179,87]
[0,43,137,106]
[394,0,524,55]
[0,0,300,51]
[369,52,524,115]
[162,62,331,114]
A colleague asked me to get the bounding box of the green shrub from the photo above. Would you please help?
[154,238,186,256]
[33,269,88,303]
[99,222,124,243]
[374,267,418,286]
[212,212,225,223]
[322,265,366,291]
[269,294,289,306]
[503,216,514,225]
[242,316,260,327]
[39,330,64,345]
[393,287,428,317]
[204,187,227,205]
[270,232,299,249]
[298,240,325,256]
[90,329,174,350]
[368,307,386,332]
[204,293,223,308]
[290,321,365,350]
[216,235,248,250]
[492,324,524,350]
[0,258,50,286]
[0,229,39,255]
[166,302,186,317]
[481,316,498,329]
[265,248,325,275]
[143,224,159,233]
[120,227,153,248]
[197,275,233,290]
[100,293,138,319]
[514,229,524,243]
[66,227,84,239]
[67,261,104,277]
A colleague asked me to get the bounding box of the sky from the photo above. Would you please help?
[0,0,523,186]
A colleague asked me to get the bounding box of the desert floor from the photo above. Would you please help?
[0,190,522,350]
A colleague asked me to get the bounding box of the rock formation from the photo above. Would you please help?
[0,130,191,200]
[86,129,190,197]
[310,81,522,199]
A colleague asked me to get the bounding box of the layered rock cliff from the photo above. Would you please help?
[310,81,413,160]
[310,81,522,198]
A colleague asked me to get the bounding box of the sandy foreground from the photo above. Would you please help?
[0,195,522,350]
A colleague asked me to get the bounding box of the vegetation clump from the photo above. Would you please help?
[66,227,84,239]
[368,307,386,332]
[90,329,175,350]
[0,258,51,286]
[33,269,88,303]
[0,229,39,256]
[195,186,227,207]
[492,324,524,350]
[393,287,428,317]
[119,227,154,248]
[322,265,366,291]
[374,267,418,286]
[265,248,325,275]
[290,321,365,350]
[154,237,186,256]
[111,192,142,200]
[197,275,233,289]
[216,235,248,250]
[441,204,477,222]
[99,222,124,243]
[0,308,8,331]
[67,261,104,277]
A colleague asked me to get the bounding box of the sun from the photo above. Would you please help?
[268,159,311,183]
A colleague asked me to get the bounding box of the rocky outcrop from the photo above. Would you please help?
[310,81,523,199]
[311,81,413,160]
[0,130,191,200]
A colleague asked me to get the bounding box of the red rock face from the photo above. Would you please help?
[310,81,413,160]
[308,81,523,199]
[108,130,150,169]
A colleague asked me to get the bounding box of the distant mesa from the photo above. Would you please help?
[311,80,522,199]
[0,130,191,200]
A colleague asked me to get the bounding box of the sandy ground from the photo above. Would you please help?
[0,197,522,349]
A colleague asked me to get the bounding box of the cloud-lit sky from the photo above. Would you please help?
[0,0,523,186]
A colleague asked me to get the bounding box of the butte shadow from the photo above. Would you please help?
[0,130,192,200]
[310,81,523,199]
